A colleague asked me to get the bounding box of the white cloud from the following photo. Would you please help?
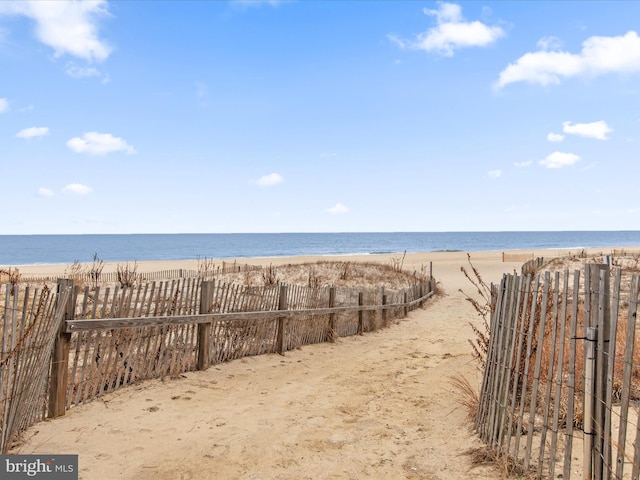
[327,203,349,214]
[547,132,565,142]
[562,120,612,140]
[37,187,54,197]
[536,36,563,51]
[0,98,8,113]
[66,64,100,78]
[67,132,136,155]
[514,160,533,167]
[488,169,502,178]
[388,2,504,57]
[0,0,112,62]
[62,183,93,195]
[539,151,581,169]
[255,173,283,187]
[65,63,110,83]
[496,31,640,88]
[16,126,49,138]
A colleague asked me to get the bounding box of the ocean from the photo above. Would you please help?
[1,231,640,266]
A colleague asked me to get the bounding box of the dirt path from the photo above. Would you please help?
[15,252,524,479]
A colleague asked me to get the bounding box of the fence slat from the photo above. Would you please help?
[525,271,551,470]
[616,275,638,480]
[563,270,580,480]
[506,274,531,458]
[548,271,570,478]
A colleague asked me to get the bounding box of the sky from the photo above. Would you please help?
[1,0,640,234]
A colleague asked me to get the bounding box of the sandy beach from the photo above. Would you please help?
[8,248,624,479]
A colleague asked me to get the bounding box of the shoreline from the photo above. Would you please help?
[4,231,640,268]
[9,245,638,277]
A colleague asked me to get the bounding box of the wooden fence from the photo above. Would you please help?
[14,261,263,284]
[0,283,71,451]
[0,274,434,452]
[476,264,640,479]
[503,252,536,263]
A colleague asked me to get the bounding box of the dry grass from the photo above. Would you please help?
[63,260,85,287]
[220,260,429,291]
[466,446,536,479]
[196,256,216,277]
[459,254,493,369]
[449,373,479,423]
[261,264,280,286]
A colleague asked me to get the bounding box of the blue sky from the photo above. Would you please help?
[1,0,639,234]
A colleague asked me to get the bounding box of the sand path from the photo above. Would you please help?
[14,252,523,479]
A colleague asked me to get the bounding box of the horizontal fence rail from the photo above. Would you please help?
[0,273,435,453]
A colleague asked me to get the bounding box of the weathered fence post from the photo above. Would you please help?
[357,292,364,335]
[616,275,639,480]
[429,262,436,295]
[328,287,336,342]
[381,287,387,326]
[587,264,610,480]
[197,280,214,371]
[403,291,408,318]
[276,285,288,355]
[584,326,597,480]
[48,278,75,418]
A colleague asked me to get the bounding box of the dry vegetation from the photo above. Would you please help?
[465,446,536,479]
[219,259,430,291]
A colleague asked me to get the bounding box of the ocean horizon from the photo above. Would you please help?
[2,231,640,266]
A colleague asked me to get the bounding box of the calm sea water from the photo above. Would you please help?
[1,231,640,266]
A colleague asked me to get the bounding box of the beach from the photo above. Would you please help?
[8,248,618,479]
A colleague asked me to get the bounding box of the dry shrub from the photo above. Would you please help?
[460,254,494,368]
[117,261,140,288]
[64,260,85,287]
[0,268,20,288]
[262,264,279,285]
[339,261,351,280]
[88,252,104,289]
[0,285,50,367]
